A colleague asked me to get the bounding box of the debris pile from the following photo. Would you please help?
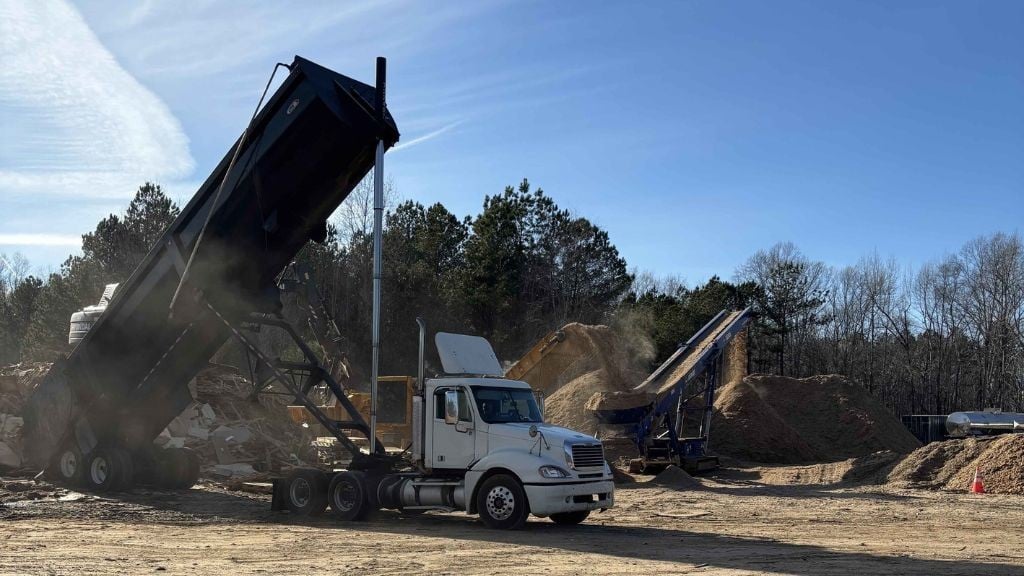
[160,364,316,479]
[710,374,921,464]
[0,361,315,480]
[0,363,50,470]
[886,434,1024,495]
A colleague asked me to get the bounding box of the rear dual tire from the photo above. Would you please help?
[85,446,134,492]
[328,471,370,521]
[283,468,328,516]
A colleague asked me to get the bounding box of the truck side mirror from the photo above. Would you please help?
[536,392,545,417]
[444,390,459,425]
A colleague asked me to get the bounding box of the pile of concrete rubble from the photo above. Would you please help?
[0,362,316,482]
[0,363,49,469]
[164,364,317,481]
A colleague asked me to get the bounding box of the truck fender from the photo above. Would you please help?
[467,445,555,514]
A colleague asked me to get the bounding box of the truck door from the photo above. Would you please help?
[431,386,475,469]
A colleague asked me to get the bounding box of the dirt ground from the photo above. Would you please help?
[2,469,1023,576]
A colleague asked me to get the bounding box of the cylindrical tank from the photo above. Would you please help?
[68,305,106,346]
[946,411,1024,436]
[377,475,466,510]
[67,283,119,346]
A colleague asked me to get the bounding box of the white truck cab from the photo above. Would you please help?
[399,332,614,528]
[421,375,614,527]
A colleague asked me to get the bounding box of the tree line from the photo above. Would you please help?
[1,181,1020,416]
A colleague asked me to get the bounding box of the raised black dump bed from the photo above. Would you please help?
[22,56,399,490]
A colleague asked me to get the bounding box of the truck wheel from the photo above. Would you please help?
[112,448,135,491]
[157,448,200,489]
[328,471,368,521]
[550,510,590,525]
[53,446,84,485]
[285,468,328,516]
[85,447,126,492]
[476,474,529,530]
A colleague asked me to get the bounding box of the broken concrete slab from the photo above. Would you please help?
[212,425,251,444]
[209,463,257,478]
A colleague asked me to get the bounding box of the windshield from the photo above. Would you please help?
[471,386,543,423]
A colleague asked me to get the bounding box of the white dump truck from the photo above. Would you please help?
[277,327,614,530]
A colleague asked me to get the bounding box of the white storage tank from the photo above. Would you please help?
[68,283,119,346]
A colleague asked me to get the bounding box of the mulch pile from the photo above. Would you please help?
[886,434,1024,495]
[710,374,921,464]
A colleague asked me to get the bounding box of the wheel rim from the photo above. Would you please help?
[290,477,311,508]
[59,451,78,479]
[485,485,515,521]
[333,480,357,512]
[90,456,109,485]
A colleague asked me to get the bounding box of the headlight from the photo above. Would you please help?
[539,465,571,478]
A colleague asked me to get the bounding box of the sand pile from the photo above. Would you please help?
[544,369,632,436]
[648,464,703,490]
[886,434,1024,494]
[528,324,649,437]
[711,374,921,464]
[509,323,636,398]
[751,451,904,486]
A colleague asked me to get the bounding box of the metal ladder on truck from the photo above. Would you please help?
[592,307,753,474]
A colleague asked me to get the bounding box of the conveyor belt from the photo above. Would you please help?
[635,308,751,398]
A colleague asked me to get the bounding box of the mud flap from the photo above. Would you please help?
[270,478,286,511]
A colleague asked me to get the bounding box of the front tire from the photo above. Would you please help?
[476,474,529,530]
[328,471,368,521]
[284,468,328,516]
[550,510,590,525]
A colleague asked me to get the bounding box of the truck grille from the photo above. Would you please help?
[571,443,605,469]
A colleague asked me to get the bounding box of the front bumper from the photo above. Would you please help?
[524,479,614,517]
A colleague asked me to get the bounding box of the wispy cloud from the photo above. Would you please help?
[0,0,194,200]
[0,234,81,247]
[392,121,463,152]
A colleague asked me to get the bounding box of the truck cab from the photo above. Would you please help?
[407,332,614,528]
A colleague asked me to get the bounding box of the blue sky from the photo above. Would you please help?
[1,0,1021,283]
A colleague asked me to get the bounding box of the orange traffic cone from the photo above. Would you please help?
[970,467,985,494]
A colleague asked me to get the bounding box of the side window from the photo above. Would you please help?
[433,388,473,422]
[434,389,446,419]
[457,389,472,422]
